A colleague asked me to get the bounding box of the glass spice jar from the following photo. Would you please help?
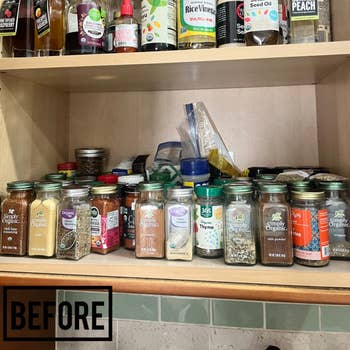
[75,148,107,176]
[165,187,194,261]
[135,182,165,258]
[291,191,330,267]
[0,181,34,256]
[56,185,91,260]
[258,184,293,266]
[28,182,61,257]
[194,186,224,258]
[318,182,350,260]
[46,173,67,181]
[91,185,120,254]
[224,183,256,265]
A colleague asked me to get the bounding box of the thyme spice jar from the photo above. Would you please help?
[258,184,293,266]
[75,148,107,176]
[291,191,330,267]
[224,183,256,265]
[194,186,224,258]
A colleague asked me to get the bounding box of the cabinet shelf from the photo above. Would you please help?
[1,41,350,92]
[0,249,349,304]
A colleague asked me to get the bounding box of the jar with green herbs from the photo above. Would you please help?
[291,191,330,267]
[224,183,256,265]
[318,182,350,259]
[194,186,224,258]
[56,185,91,260]
[258,184,293,266]
[75,148,107,176]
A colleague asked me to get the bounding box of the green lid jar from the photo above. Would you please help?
[289,181,312,192]
[46,173,67,181]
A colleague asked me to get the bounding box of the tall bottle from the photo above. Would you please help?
[113,0,139,52]
[141,0,176,51]
[65,0,105,54]
[104,0,120,52]
[34,0,65,55]
[244,0,279,46]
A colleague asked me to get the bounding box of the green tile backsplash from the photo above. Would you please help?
[321,305,350,332]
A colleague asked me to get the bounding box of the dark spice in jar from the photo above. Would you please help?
[75,148,107,176]
[123,186,140,250]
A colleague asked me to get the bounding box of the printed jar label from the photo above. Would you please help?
[33,0,50,38]
[123,202,137,240]
[226,205,251,237]
[291,0,318,21]
[244,0,279,33]
[141,0,176,46]
[195,204,223,250]
[216,0,244,47]
[0,0,20,36]
[77,3,104,47]
[292,208,329,260]
[1,207,24,252]
[61,209,77,231]
[178,0,216,41]
[114,23,138,49]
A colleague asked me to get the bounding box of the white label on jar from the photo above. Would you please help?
[91,207,101,236]
[195,204,223,250]
[107,209,119,230]
[114,24,138,48]
[244,0,279,33]
[61,209,77,231]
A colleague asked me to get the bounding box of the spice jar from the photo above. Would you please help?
[135,182,165,258]
[56,186,91,260]
[91,185,120,254]
[291,191,330,267]
[165,187,194,261]
[258,184,293,266]
[75,148,107,176]
[57,162,77,179]
[28,182,61,257]
[318,182,350,260]
[224,183,256,265]
[194,186,224,258]
[46,173,67,181]
[0,181,34,256]
[97,174,118,184]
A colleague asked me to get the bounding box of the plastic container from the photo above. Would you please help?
[181,158,210,188]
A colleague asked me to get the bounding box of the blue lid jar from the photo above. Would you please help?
[181,158,209,176]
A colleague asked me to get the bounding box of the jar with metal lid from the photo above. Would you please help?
[194,186,224,258]
[91,185,120,254]
[46,173,67,181]
[318,182,350,259]
[165,187,194,261]
[0,181,34,255]
[288,181,312,193]
[56,186,91,260]
[53,179,74,187]
[258,184,293,266]
[224,183,256,265]
[135,182,165,258]
[28,182,61,257]
[75,148,107,176]
[291,191,330,267]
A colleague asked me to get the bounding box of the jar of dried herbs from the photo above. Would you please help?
[75,148,107,176]
[318,182,350,260]
[0,181,34,255]
[135,182,165,258]
[258,184,293,266]
[224,183,256,265]
[56,186,91,260]
[194,186,224,258]
[91,185,120,254]
[291,191,329,267]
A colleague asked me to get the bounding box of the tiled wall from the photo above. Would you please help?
[56,291,350,350]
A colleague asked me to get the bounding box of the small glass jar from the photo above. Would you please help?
[135,182,165,258]
[46,173,67,181]
[287,181,313,202]
[0,181,34,255]
[291,191,330,267]
[224,183,256,265]
[258,184,293,266]
[56,185,91,260]
[75,148,107,176]
[194,186,224,258]
[28,182,61,257]
[165,187,194,261]
[318,182,350,260]
[91,185,120,254]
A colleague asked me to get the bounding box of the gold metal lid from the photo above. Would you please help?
[291,191,325,200]
[91,185,117,195]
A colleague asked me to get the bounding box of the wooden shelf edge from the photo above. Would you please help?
[0,272,349,305]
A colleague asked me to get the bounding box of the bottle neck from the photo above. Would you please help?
[140,190,164,202]
[36,190,60,200]
[225,192,252,203]
[9,190,32,200]
[260,192,286,203]
[325,189,347,200]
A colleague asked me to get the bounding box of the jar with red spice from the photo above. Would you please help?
[57,162,77,179]
[91,185,120,254]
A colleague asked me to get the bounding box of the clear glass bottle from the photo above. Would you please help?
[0,181,34,256]
[135,182,165,258]
[224,183,256,265]
[28,182,61,257]
[194,186,224,258]
[258,184,293,266]
[291,191,330,267]
[165,187,193,261]
[104,0,120,52]
[56,185,91,260]
[319,181,350,260]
